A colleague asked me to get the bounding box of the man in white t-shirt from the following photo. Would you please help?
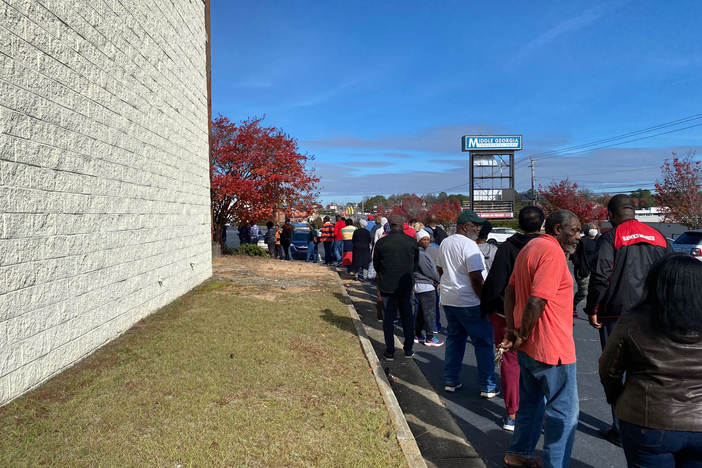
[437,210,497,396]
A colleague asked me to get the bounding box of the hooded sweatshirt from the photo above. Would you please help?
[372,217,387,245]
[415,246,441,288]
[480,233,541,318]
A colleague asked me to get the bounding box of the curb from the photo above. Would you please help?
[334,275,428,468]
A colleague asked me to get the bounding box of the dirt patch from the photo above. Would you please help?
[212,256,341,297]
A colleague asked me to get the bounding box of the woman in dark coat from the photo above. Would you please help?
[351,219,372,281]
[280,220,293,261]
[599,253,702,467]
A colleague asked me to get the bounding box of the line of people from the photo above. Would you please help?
[263,219,295,260]
[372,195,701,468]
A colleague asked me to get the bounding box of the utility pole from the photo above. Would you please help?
[530,156,536,206]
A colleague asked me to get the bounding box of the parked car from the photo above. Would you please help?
[487,227,518,245]
[289,229,310,260]
[671,230,702,260]
[257,232,268,251]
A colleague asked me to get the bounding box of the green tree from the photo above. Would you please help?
[423,193,439,206]
[447,194,469,205]
[630,188,655,208]
[363,195,389,210]
[387,193,411,205]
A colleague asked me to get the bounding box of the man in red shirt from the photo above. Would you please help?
[333,215,345,266]
[500,210,582,468]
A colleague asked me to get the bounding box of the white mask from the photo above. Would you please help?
[588,229,598,237]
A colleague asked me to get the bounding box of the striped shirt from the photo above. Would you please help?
[341,225,357,241]
[320,222,335,242]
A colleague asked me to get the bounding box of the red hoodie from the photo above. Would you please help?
[403,223,416,238]
[334,221,345,241]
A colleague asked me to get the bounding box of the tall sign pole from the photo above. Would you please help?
[530,156,536,206]
[462,136,522,219]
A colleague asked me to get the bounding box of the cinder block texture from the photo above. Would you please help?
[0,0,212,405]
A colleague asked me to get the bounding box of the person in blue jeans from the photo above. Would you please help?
[436,211,496,396]
[599,254,702,468]
[500,210,582,468]
[305,224,320,263]
[442,304,495,391]
[333,215,345,265]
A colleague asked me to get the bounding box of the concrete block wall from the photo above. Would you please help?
[0,0,212,405]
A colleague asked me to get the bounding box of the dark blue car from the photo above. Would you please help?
[289,229,310,260]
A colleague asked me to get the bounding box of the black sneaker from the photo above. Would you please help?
[382,351,394,361]
[599,428,623,447]
[404,350,415,359]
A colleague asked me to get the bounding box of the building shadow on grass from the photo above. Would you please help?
[318,308,357,334]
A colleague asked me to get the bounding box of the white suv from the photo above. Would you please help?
[672,230,702,261]
[488,227,518,245]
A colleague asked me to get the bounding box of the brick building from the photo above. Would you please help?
[0,0,212,405]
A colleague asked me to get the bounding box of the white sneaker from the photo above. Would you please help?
[444,383,462,393]
[480,390,499,398]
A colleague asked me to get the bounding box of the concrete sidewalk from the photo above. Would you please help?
[339,265,627,468]
[338,272,488,468]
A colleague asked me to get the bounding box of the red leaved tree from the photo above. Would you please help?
[538,179,608,224]
[211,116,319,244]
[375,204,389,218]
[388,194,427,221]
[427,199,463,225]
[654,151,702,228]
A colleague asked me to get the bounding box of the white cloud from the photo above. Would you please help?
[512,0,630,66]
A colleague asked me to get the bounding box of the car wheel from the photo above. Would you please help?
[487,239,498,245]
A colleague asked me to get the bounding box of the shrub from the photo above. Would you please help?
[235,244,270,258]
[311,216,324,229]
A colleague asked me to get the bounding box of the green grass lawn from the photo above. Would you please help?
[0,260,407,467]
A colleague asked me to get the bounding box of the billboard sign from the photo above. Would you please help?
[462,135,522,152]
[477,212,514,219]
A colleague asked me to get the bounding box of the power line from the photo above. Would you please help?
[425,181,472,194]
[587,185,657,193]
[434,113,701,195]
[516,112,702,162]
[534,122,702,162]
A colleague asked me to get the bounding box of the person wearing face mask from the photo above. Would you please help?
[570,222,600,319]
[437,210,497,397]
[584,194,672,448]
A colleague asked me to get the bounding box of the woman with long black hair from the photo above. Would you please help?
[599,253,702,467]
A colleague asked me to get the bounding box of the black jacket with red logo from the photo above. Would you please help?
[584,219,672,320]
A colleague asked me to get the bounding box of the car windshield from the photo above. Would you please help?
[673,232,702,245]
[292,231,309,242]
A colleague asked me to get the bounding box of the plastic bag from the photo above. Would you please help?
[366,262,377,280]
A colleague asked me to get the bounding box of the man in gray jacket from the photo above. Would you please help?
[414,230,444,347]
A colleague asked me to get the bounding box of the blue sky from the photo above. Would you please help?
[211,0,702,205]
